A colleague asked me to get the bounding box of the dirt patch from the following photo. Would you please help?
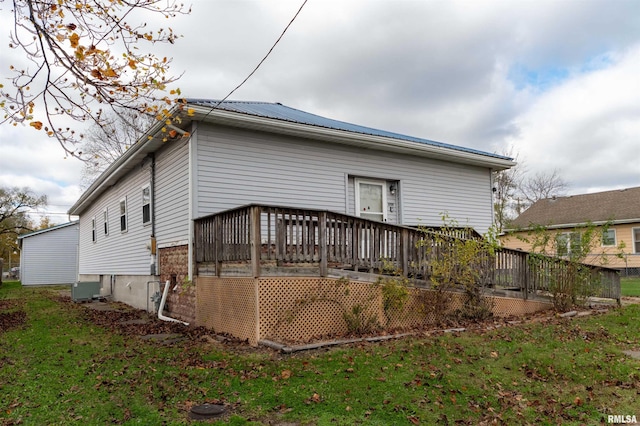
[621,296,640,306]
[0,310,27,333]
[54,294,253,353]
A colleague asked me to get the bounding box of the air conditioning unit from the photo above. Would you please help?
[72,281,101,302]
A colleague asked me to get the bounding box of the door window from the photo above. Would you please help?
[355,179,387,222]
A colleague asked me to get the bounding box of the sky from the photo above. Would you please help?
[1,0,639,224]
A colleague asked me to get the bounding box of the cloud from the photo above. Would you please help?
[1,0,639,209]
[507,44,640,193]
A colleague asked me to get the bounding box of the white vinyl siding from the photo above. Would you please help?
[155,140,190,245]
[19,222,79,286]
[196,124,494,232]
[78,164,151,275]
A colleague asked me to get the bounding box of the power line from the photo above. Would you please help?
[205,0,309,115]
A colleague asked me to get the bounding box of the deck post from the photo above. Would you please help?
[215,216,222,277]
[250,206,261,278]
[400,228,409,276]
[318,211,328,277]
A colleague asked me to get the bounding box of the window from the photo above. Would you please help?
[103,208,109,236]
[91,217,96,243]
[602,228,616,247]
[119,198,128,232]
[355,178,387,222]
[142,185,151,225]
[634,228,640,254]
[555,232,581,257]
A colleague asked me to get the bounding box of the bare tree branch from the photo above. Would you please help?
[1,0,190,159]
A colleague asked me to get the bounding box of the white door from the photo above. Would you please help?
[355,179,387,222]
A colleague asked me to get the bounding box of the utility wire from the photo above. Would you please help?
[205,0,308,115]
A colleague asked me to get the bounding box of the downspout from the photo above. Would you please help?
[158,280,189,325]
[149,153,157,276]
[188,122,198,280]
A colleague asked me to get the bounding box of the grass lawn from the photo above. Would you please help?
[621,277,640,297]
[1,281,639,425]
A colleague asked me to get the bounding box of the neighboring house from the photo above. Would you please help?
[500,187,640,275]
[68,100,514,320]
[17,221,79,286]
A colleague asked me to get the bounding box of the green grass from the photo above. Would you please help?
[1,282,640,425]
[621,277,640,297]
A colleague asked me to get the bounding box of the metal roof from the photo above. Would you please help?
[187,99,511,161]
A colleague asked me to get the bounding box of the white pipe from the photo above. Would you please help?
[158,280,189,325]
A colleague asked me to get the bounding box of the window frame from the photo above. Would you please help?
[91,216,96,243]
[601,228,616,247]
[633,227,640,254]
[103,208,109,236]
[119,197,128,233]
[142,184,152,225]
[354,178,388,223]
[555,231,581,257]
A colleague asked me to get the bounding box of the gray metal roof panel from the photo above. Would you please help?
[186,99,511,161]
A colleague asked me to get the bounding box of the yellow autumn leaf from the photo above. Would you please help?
[104,68,118,78]
[30,121,43,130]
[128,59,137,69]
[187,108,195,117]
[69,32,80,48]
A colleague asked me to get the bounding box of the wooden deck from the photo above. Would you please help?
[194,204,621,302]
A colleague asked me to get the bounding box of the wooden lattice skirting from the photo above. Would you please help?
[196,276,553,346]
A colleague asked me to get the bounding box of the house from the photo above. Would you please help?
[17,221,79,286]
[500,186,640,276]
[69,99,523,341]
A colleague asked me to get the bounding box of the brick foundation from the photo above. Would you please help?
[158,245,195,324]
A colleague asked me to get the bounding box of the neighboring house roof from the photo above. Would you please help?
[507,186,640,230]
[69,99,515,216]
[17,221,79,241]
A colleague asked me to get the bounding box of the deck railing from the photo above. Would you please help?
[194,204,621,301]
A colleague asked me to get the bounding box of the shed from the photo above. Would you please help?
[18,221,79,286]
